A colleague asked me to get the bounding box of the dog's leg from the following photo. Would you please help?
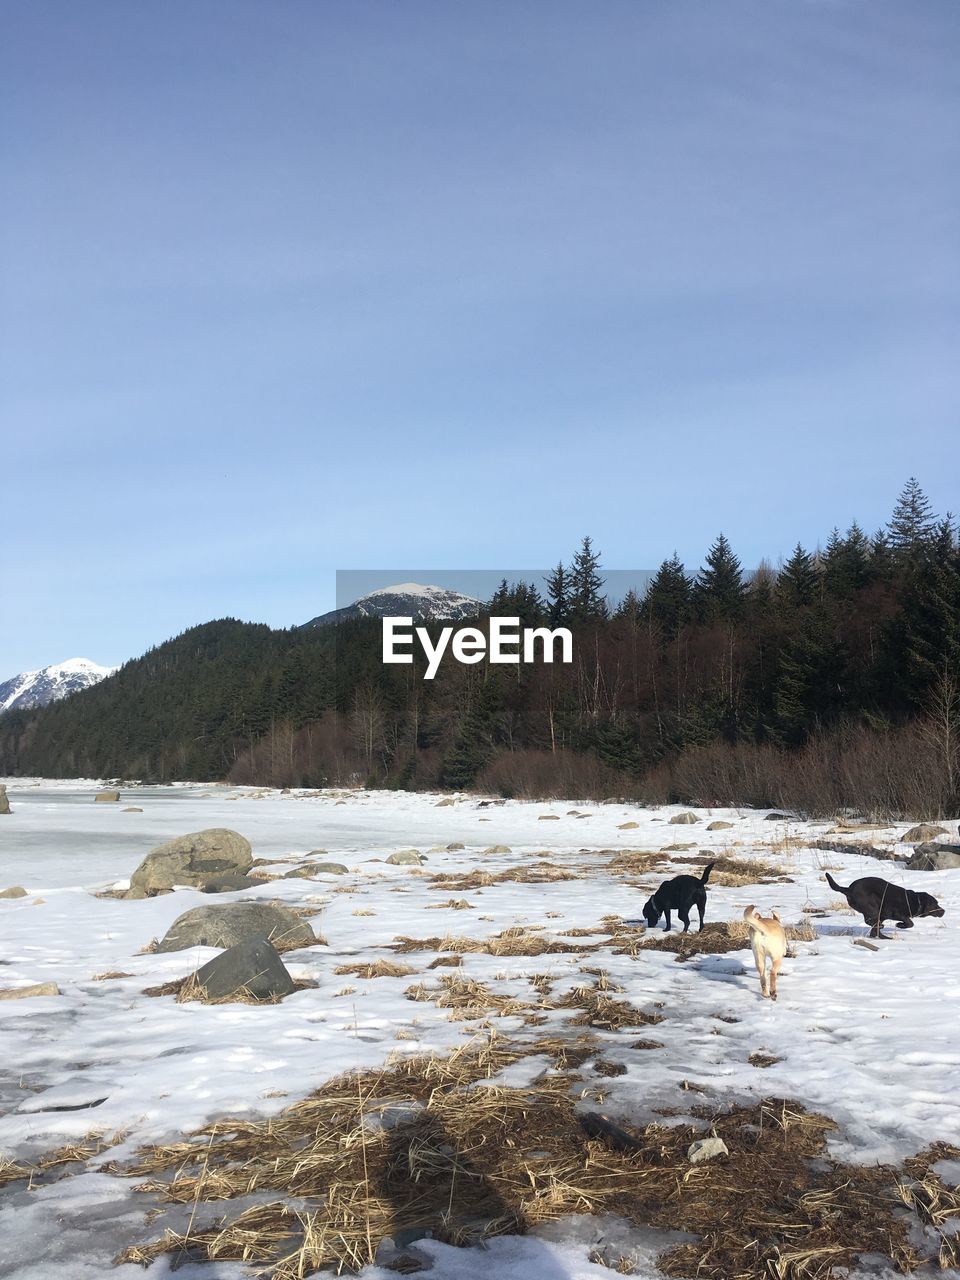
[769,955,780,1001]
[896,919,914,929]
[663,909,672,932]
[753,945,767,997]
[679,907,691,933]
[697,900,705,932]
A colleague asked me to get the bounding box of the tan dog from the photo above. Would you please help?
[743,905,786,1000]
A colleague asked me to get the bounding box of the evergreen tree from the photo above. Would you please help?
[546,562,569,624]
[888,477,936,568]
[695,534,746,623]
[643,554,692,637]
[777,544,819,609]
[568,536,607,622]
[773,607,847,745]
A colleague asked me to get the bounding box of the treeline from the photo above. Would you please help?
[1,479,957,817]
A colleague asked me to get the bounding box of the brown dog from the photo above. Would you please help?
[743,905,786,1000]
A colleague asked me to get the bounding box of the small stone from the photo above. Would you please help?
[0,886,28,899]
[707,820,734,831]
[386,850,425,865]
[618,821,640,830]
[687,1137,728,1163]
[539,814,560,821]
[669,812,700,825]
[123,806,144,813]
[0,982,60,1000]
[446,842,465,851]
[482,845,511,854]
[435,798,455,807]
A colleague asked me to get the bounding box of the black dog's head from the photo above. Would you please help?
[913,890,945,919]
[642,894,661,928]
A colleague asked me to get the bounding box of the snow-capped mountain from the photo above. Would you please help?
[303,583,483,628]
[0,658,118,714]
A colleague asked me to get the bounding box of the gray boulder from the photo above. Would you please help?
[669,812,700,825]
[95,790,120,803]
[285,862,348,878]
[0,787,10,815]
[200,873,260,893]
[902,823,949,844]
[130,828,253,895]
[907,842,960,872]
[157,902,315,953]
[386,850,425,866]
[192,936,296,1001]
[0,886,27,899]
[707,820,734,831]
[764,811,794,821]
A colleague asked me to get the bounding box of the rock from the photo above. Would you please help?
[669,812,700,825]
[192,936,296,1002]
[447,842,465,851]
[95,790,120,803]
[435,798,455,807]
[539,814,560,821]
[483,844,511,854]
[299,862,348,876]
[0,982,60,1000]
[0,886,28,899]
[906,842,960,872]
[660,842,696,852]
[902,823,949,843]
[0,787,10,815]
[687,1137,728,1163]
[130,828,253,895]
[764,811,793,821]
[617,821,640,830]
[157,902,315,953]
[200,873,260,893]
[707,820,734,831]
[123,806,144,813]
[386,850,425,866]
[123,886,148,900]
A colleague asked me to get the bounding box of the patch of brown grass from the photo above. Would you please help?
[671,854,793,886]
[111,1058,934,1280]
[425,898,475,910]
[91,970,134,981]
[404,975,546,1023]
[429,863,579,892]
[392,927,594,958]
[335,960,418,980]
[557,974,663,1031]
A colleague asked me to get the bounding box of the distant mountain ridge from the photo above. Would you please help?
[0,658,118,714]
[302,582,483,628]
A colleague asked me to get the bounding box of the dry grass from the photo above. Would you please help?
[404,975,545,1023]
[556,974,663,1031]
[91,970,134,981]
[391,927,595,958]
[110,1050,939,1280]
[429,863,579,892]
[335,960,418,980]
[425,898,475,910]
[671,854,793,886]
[639,918,816,961]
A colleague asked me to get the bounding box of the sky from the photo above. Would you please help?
[2,0,958,675]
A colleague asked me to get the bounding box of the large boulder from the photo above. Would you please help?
[284,862,348,878]
[386,850,425,866]
[707,820,734,831]
[157,902,315,953]
[902,823,949,844]
[669,812,700,825]
[906,842,960,872]
[192,936,296,1002]
[0,982,60,1000]
[0,886,27,899]
[95,790,121,803]
[130,828,253,895]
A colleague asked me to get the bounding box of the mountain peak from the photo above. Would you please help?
[302,582,482,628]
[0,657,118,714]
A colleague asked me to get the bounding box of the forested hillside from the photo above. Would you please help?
[2,480,958,815]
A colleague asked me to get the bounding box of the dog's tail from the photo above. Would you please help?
[700,860,715,885]
[824,871,848,895]
[743,904,781,932]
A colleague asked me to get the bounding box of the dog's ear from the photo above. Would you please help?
[772,911,781,922]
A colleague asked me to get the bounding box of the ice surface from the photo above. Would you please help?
[1,780,958,1278]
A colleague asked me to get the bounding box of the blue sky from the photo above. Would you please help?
[2,1,958,675]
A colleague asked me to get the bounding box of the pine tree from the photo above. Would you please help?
[888,477,936,568]
[568,537,607,622]
[643,554,692,637]
[695,534,746,623]
[777,544,819,609]
[546,562,569,624]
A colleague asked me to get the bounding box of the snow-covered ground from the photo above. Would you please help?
[1,780,958,1279]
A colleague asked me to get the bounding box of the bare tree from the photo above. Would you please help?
[920,663,960,813]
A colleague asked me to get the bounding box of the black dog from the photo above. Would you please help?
[825,872,945,939]
[643,862,714,933]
